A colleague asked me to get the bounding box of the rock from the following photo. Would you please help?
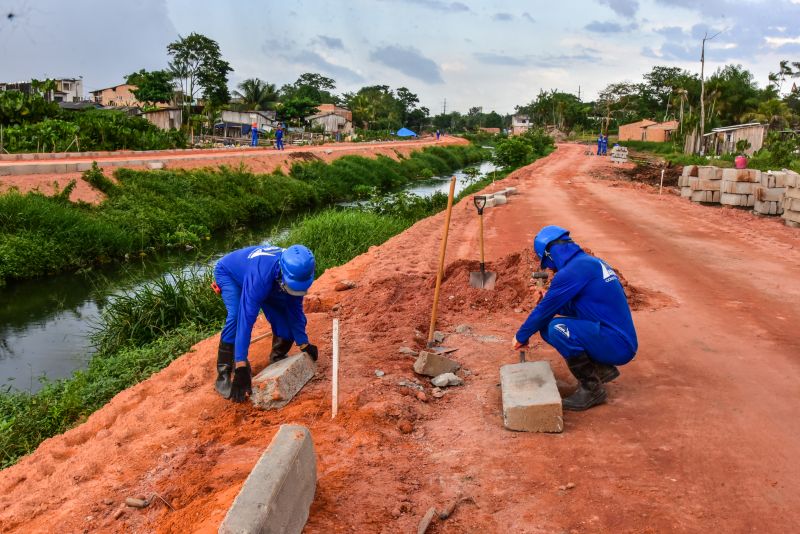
[398,347,418,356]
[431,387,445,398]
[398,420,413,434]
[415,391,428,402]
[334,279,357,291]
[102,498,113,506]
[558,485,567,491]
[125,498,148,508]
[566,482,576,489]
[113,508,125,520]
[514,308,523,313]
[191,428,198,437]
[375,370,385,377]
[431,373,463,387]
[413,351,460,377]
[397,380,424,391]
[454,324,472,334]
[391,508,402,519]
[433,331,445,343]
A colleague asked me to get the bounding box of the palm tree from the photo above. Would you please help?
[233,78,278,111]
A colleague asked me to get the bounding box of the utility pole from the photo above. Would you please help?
[442,98,447,115]
[699,30,722,155]
[578,85,581,101]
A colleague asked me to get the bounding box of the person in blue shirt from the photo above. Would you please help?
[596,133,603,156]
[512,226,638,411]
[275,126,285,150]
[213,244,318,402]
[250,124,259,147]
[601,134,609,156]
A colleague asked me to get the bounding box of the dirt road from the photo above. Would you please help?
[1,143,799,533]
[0,136,465,204]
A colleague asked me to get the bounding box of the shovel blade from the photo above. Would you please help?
[469,270,497,290]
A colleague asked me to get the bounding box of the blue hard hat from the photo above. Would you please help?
[279,245,315,296]
[533,225,571,268]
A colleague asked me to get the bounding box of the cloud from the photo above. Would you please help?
[474,52,528,66]
[598,0,639,18]
[475,48,601,68]
[370,45,444,84]
[380,0,470,12]
[493,12,513,21]
[585,20,638,33]
[288,50,365,83]
[521,12,535,23]
[314,35,344,50]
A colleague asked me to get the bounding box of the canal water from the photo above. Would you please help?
[0,162,498,392]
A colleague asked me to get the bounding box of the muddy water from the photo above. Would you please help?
[0,162,497,391]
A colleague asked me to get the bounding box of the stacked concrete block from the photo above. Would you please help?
[753,170,787,216]
[720,168,761,208]
[679,165,698,198]
[781,170,800,228]
[688,166,722,204]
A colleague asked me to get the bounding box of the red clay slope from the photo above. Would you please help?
[1,143,800,533]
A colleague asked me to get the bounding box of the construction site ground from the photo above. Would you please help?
[1,143,799,533]
[0,136,464,204]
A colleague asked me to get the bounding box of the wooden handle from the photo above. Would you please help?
[428,176,457,345]
[478,211,485,265]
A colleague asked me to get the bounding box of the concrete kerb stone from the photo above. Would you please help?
[500,360,563,433]
[251,354,316,410]
[218,425,316,534]
[413,350,460,377]
[493,194,508,205]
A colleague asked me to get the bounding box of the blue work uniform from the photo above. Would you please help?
[597,135,603,155]
[601,136,608,155]
[214,245,308,363]
[515,242,638,365]
[275,129,284,150]
[250,127,259,147]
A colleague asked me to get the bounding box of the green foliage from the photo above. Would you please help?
[750,132,800,168]
[168,32,232,112]
[618,140,681,154]
[517,90,593,132]
[125,69,175,105]
[280,73,338,105]
[493,129,554,170]
[0,90,59,125]
[82,162,116,194]
[233,78,278,111]
[276,96,319,123]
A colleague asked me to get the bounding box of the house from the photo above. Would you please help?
[306,104,353,135]
[478,127,501,134]
[642,120,679,142]
[216,110,277,138]
[702,123,768,156]
[0,78,83,102]
[511,114,531,135]
[140,108,183,131]
[91,84,142,107]
[618,119,658,141]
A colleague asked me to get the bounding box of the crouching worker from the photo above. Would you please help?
[213,244,318,402]
[512,226,638,411]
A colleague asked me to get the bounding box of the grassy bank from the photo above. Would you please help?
[0,145,488,286]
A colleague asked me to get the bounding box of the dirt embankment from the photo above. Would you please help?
[2,144,800,533]
[0,136,466,204]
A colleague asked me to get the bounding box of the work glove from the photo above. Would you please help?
[299,343,318,362]
[512,336,529,350]
[230,364,252,403]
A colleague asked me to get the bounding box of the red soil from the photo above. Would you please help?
[2,144,800,533]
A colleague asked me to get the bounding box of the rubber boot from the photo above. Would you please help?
[215,341,235,398]
[562,353,607,411]
[269,336,294,364]
[594,362,620,383]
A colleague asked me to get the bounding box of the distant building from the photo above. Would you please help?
[140,108,183,131]
[91,84,141,107]
[511,114,531,135]
[306,104,353,135]
[642,120,679,142]
[618,119,658,141]
[704,123,768,156]
[478,127,501,134]
[216,110,277,139]
[0,78,84,102]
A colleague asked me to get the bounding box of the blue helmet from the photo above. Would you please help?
[533,225,571,269]
[279,245,315,296]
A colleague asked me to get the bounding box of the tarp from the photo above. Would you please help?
[396,127,417,137]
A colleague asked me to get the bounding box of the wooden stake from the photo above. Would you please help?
[659,168,665,195]
[427,176,456,346]
[332,318,339,419]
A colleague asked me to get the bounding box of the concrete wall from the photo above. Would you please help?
[618,120,657,141]
[141,109,182,131]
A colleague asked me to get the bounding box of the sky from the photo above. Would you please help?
[1,0,799,114]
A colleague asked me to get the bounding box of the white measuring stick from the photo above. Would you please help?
[659,168,665,195]
[332,318,339,419]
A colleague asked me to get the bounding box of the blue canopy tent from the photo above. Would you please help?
[395,127,417,137]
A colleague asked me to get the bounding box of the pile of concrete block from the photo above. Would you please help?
[782,170,800,228]
[678,164,698,199]
[686,165,721,204]
[753,170,788,216]
[720,168,761,208]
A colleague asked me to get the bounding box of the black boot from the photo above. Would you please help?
[269,336,293,364]
[594,362,620,383]
[562,353,607,411]
[215,341,235,398]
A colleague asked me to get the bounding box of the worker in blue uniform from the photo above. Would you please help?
[212,244,318,402]
[601,134,609,156]
[250,124,259,147]
[512,226,638,411]
[275,126,285,150]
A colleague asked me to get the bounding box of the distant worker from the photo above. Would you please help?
[436,129,441,141]
[250,123,259,147]
[212,244,318,402]
[512,226,638,411]
[596,133,603,155]
[601,134,609,156]
[275,126,285,150]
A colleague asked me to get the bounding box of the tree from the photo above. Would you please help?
[395,86,419,124]
[276,96,319,124]
[594,83,638,132]
[167,33,232,120]
[233,78,278,110]
[125,69,175,106]
[345,85,401,130]
[281,73,338,104]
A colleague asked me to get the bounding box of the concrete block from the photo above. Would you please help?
[762,172,777,188]
[690,190,716,203]
[783,171,800,188]
[720,180,755,195]
[493,194,507,205]
[721,193,749,207]
[754,199,773,215]
[147,161,165,170]
[754,186,785,203]
[783,209,800,224]
[251,354,316,410]
[784,197,800,212]
[682,164,699,177]
[500,361,563,433]
[697,166,722,180]
[219,425,316,534]
[785,187,800,200]
[772,171,790,187]
[713,191,721,203]
[722,168,760,183]
[413,350,460,377]
[503,186,517,195]
[688,177,721,191]
[678,174,690,187]
[75,162,92,172]
[680,186,692,198]
[484,197,496,208]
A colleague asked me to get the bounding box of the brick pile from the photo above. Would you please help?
[720,168,760,208]
[686,165,721,203]
[753,171,788,216]
[782,170,800,228]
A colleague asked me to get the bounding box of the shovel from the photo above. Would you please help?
[469,195,497,290]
